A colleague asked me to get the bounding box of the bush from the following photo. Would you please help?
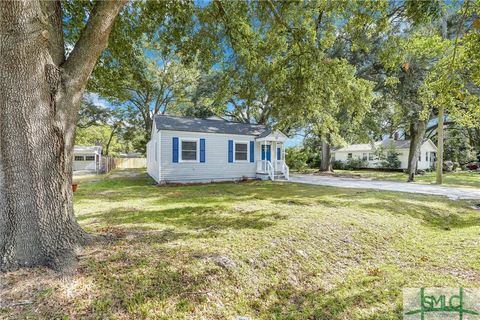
[453,162,461,171]
[377,142,401,169]
[443,161,454,172]
[345,158,367,170]
[332,160,345,170]
[381,151,401,169]
[285,147,309,171]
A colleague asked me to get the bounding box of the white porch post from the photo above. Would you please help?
[274,141,277,171]
[264,139,266,171]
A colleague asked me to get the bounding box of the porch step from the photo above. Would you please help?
[256,173,288,181]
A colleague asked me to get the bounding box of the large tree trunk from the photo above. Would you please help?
[407,119,427,182]
[320,140,332,172]
[436,105,445,184]
[0,0,125,271]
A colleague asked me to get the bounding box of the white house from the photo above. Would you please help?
[73,146,102,173]
[332,139,437,170]
[146,115,289,183]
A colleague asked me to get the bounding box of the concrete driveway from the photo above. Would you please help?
[289,174,480,200]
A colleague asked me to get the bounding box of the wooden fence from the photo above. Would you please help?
[101,157,146,173]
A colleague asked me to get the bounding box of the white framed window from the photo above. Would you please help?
[180,138,198,162]
[425,152,429,161]
[234,141,249,162]
[368,153,374,161]
[85,155,95,161]
[74,155,84,161]
[347,153,353,159]
[362,153,367,161]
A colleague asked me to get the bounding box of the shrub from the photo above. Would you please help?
[381,151,401,169]
[345,158,367,170]
[332,160,345,170]
[377,141,401,169]
[285,147,309,171]
[443,161,454,172]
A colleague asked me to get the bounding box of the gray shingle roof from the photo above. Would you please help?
[154,115,268,136]
[256,128,273,138]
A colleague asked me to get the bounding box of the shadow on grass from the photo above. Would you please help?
[77,170,480,233]
[79,205,283,235]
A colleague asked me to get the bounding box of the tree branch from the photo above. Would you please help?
[40,0,65,66]
[62,0,126,92]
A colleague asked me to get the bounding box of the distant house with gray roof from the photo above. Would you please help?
[146,115,289,183]
[332,139,437,170]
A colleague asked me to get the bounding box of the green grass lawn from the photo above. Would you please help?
[297,168,480,189]
[2,169,480,319]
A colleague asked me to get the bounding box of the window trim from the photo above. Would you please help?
[74,155,85,161]
[347,153,353,159]
[179,138,199,163]
[234,140,250,162]
[85,155,95,161]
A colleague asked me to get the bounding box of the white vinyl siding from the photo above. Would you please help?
[153,130,258,183]
[146,122,161,182]
[73,153,96,171]
[333,140,437,170]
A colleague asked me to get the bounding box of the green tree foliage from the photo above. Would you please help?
[285,147,309,171]
[382,148,402,169]
[443,124,478,164]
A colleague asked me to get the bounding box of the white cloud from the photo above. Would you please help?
[84,92,111,109]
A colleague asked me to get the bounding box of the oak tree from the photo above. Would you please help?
[0,0,126,271]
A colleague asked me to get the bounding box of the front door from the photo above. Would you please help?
[261,145,271,161]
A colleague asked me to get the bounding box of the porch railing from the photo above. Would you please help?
[275,160,289,180]
[257,160,275,181]
[266,161,275,181]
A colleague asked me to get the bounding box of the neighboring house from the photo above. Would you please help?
[146,115,289,183]
[73,146,102,173]
[332,139,437,170]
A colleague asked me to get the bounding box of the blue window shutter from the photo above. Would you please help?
[277,147,281,160]
[228,140,233,163]
[200,138,206,163]
[250,141,255,162]
[172,137,179,163]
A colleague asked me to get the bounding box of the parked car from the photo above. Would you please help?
[465,162,479,170]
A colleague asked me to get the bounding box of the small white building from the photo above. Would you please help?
[332,139,437,170]
[146,115,289,183]
[73,146,102,173]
